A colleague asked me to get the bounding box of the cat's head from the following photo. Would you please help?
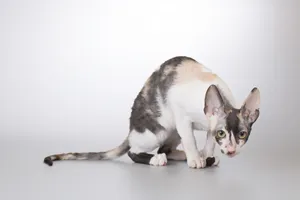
[204,85,260,157]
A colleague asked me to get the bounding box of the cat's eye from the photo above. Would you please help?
[238,131,248,139]
[216,130,226,138]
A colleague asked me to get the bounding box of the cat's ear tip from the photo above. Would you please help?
[207,84,218,91]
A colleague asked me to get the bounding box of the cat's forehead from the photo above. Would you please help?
[225,109,248,132]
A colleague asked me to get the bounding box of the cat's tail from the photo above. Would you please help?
[43,138,130,166]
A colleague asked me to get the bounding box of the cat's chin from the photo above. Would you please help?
[226,153,236,158]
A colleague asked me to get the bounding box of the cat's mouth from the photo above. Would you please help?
[221,149,237,157]
[227,152,236,157]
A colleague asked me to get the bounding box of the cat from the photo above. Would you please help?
[43,56,260,169]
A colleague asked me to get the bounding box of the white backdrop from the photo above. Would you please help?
[1,0,299,155]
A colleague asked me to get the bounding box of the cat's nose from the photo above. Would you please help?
[227,146,236,154]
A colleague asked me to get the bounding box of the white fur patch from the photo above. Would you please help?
[128,129,160,154]
[149,153,167,166]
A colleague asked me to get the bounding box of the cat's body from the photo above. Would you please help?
[44,56,260,168]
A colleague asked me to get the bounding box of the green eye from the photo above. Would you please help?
[238,131,248,139]
[216,130,226,138]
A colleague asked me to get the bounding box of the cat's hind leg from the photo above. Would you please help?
[157,131,186,161]
[127,129,168,166]
[127,152,167,166]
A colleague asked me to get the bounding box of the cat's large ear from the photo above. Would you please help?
[241,87,260,124]
[204,85,227,118]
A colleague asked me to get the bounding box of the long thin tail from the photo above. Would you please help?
[43,138,130,166]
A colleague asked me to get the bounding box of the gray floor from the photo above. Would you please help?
[1,135,299,200]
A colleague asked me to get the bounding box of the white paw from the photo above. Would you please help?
[149,153,167,166]
[187,154,206,169]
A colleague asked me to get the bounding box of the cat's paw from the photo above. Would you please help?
[198,149,220,167]
[187,154,206,169]
[205,156,220,167]
[149,153,167,166]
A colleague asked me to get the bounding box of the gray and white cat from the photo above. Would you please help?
[44,56,260,169]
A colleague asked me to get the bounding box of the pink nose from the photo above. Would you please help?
[227,146,236,154]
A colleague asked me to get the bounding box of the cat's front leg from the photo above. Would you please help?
[175,117,206,169]
[199,131,220,166]
[201,131,215,157]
